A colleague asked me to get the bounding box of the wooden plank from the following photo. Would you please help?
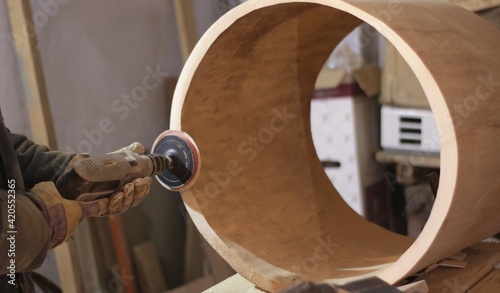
[375,150,440,169]
[73,221,102,292]
[54,240,83,292]
[132,242,168,293]
[415,242,500,293]
[379,40,430,109]
[89,218,118,287]
[109,215,138,293]
[170,1,500,291]
[173,0,198,62]
[469,268,500,292]
[5,0,56,148]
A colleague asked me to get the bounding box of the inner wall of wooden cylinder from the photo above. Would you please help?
[181,3,413,282]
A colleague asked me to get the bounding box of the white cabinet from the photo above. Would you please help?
[311,95,385,221]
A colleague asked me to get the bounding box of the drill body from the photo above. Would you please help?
[56,151,170,201]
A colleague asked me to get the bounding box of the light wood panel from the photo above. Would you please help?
[170,0,500,291]
[6,0,56,148]
[173,0,199,62]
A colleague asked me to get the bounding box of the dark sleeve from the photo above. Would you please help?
[0,188,51,274]
[9,132,76,189]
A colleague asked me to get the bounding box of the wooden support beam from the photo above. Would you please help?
[6,0,56,148]
[173,0,198,62]
[5,1,81,291]
[54,241,82,292]
[109,215,138,293]
[132,242,168,293]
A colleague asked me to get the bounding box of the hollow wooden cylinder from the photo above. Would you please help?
[170,0,500,291]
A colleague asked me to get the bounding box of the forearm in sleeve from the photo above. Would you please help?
[0,189,51,275]
[9,132,75,189]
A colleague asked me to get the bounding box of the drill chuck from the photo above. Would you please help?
[149,153,174,174]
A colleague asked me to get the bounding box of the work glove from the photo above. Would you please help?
[58,142,152,215]
[31,181,108,249]
[105,142,151,215]
[111,141,145,155]
[105,177,151,215]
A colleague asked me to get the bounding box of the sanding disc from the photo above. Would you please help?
[152,130,200,192]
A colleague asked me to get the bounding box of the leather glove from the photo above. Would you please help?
[31,181,108,249]
[105,142,151,215]
[111,141,145,155]
[105,177,151,215]
[58,142,152,215]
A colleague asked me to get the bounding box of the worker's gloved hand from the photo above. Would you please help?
[110,141,145,155]
[31,181,108,249]
[57,142,152,214]
[106,177,152,215]
[105,142,151,215]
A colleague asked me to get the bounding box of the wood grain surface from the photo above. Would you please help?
[169,0,500,291]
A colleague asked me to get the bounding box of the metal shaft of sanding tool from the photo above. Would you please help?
[165,155,174,169]
[148,153,174,175]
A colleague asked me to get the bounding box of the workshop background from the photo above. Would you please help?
[0,0,499,292]
[0,0,229,291]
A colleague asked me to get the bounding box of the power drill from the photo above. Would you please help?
[55,130,200,201]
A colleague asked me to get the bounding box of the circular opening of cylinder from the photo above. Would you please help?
[310,24,439,238]
[173,1,500,291]
[179,3,414,287]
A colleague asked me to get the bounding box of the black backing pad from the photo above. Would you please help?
[152,134,196,190]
